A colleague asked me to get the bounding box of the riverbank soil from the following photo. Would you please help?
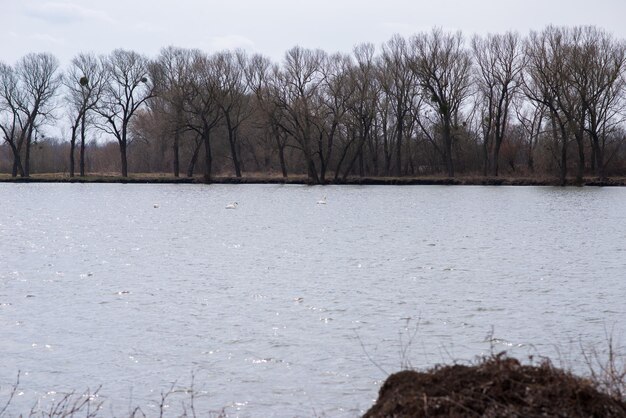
[1,173,625,186]
[363,355,626,417]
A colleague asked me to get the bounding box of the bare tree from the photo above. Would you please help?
[379,35,417,176]
[561,27,602,183]
[317,52,354,182]
[65,53,107,177]
[245,54,290,177]
[514,97,547,172]
[336,43,380,180]
[151,46,196,177]
[472,32,525,176]
[575,27,626,178]
[184,51,222,182]
[410,29,473,177]
[524,27,575,185]
[524,26,624,184]
[214,50,252,177]
[0,61,25,176]
[272,46,327,183]
[97,49,154,177]
[0,53,61,177]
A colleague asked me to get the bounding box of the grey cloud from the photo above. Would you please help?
[26,2,116,25]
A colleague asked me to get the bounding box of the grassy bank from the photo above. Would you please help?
[1,172,626,186]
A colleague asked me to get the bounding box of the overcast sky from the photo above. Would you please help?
[2,0,626,66]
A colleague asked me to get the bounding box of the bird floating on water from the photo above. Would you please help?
[153,204,160,208]
[225,202,238,209]
[316,196,327,205]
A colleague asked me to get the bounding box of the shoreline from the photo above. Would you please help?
[1,173,626,186]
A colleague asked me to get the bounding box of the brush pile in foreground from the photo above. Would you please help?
[364,354,626,417]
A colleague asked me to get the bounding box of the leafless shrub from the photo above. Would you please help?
[1,372,226,418]
[27,386,103,418]
[0,371,20,417]
[582,332,626,401]
[398,317,421,370]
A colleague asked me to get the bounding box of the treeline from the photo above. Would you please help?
[1,25,626,184]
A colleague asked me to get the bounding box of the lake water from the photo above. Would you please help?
[0,184,624,417]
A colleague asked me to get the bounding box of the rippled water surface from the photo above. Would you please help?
[1,184,625,417]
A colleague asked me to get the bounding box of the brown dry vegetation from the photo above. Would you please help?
[0,172,625,186]
[364,354,626,418]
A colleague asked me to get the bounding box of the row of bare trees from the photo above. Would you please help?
[0,50,154,178]
[2,25,626,184]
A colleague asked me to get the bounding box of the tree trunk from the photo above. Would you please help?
[482,137,490,177]
[560,139,567,186]
[575,132,585,185]
[396,114,403,176]
[173,129,180,178]
[301,129,320,184]
[527,141,535,173]
[382,118,391,176]
[24,133,32,177]
[306,159,320,184]
[443,119,454,177]
[225,116,241,177]
[590,133,605,179]
[358,147,365,177]
[371,127,379,175]
[10,144,24,178]
[595,142,605,180]
[277,141,288,178]
[341,137,367,181]
[318,132,328,183]
[186,139,203,178]
[493,140,502,177]
[69,127,77,178]
[335,131,356,181]
[80,114,87,177]
[203,131,212,183]
[589,139,596,173]
[120,141,128,177]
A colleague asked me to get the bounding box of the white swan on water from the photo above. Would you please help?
[225,202,238,209]
[316,196,327,205]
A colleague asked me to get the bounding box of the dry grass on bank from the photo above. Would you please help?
[1,172,626,186]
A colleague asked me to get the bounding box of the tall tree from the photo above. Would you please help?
[0,61,25,176]
[379,35,417,176]
[273,46,327,183]
[0,54,61,177]
[524,27,572,185]
[245,54,290,178]
[410,29,473,177]
[98,49,154,177]
[185,51,222,182]
[65,53,107,177]
[574,27,626,179]
[336,43,380,180]
[525,26,595,184]
[514,97,547,173]
[472,32,525,176]
[151,46,196,177]
[318,52,354,182]
[214,50,252,177]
